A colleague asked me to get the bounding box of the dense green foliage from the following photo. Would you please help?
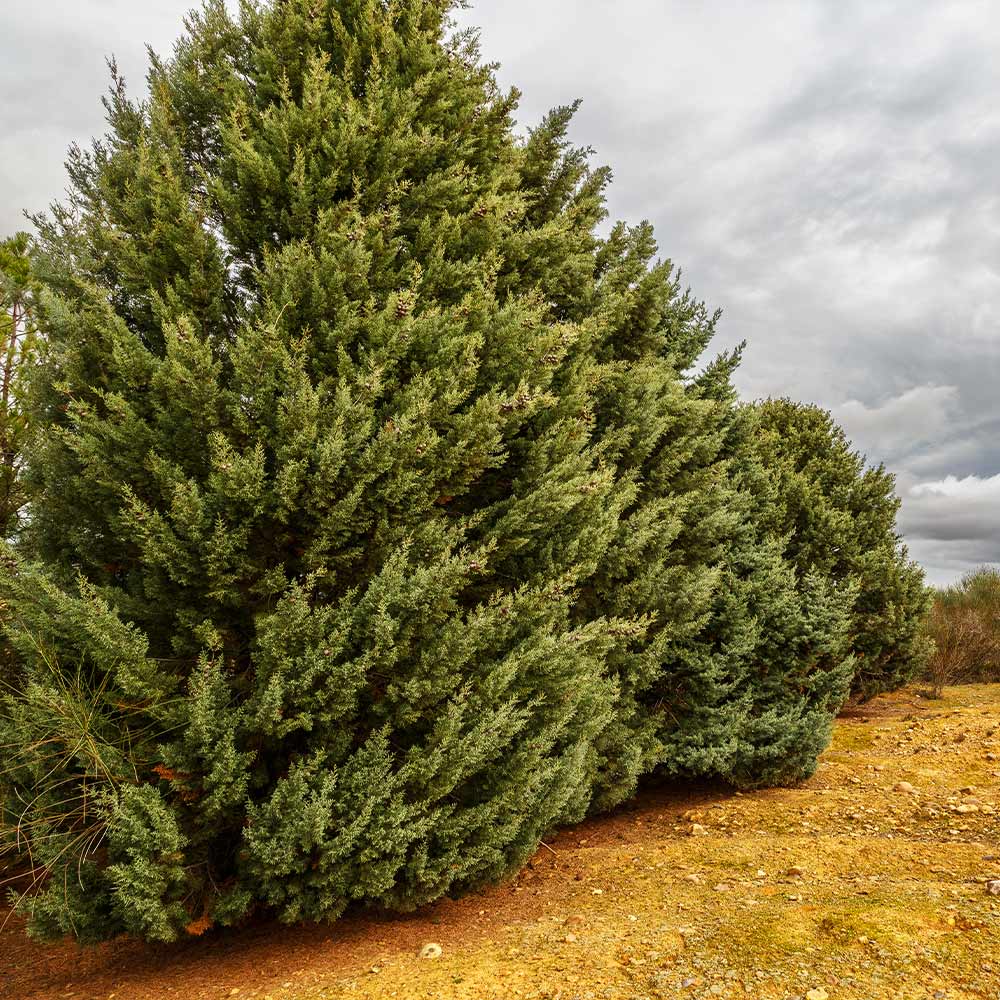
[750,399,932,699]
[5,0,631,940]
[0,0,923,944]
[0,233,38,752]
[0,232,39,539]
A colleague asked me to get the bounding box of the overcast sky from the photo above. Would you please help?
[2,1,998,585]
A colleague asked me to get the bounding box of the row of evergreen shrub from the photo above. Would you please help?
[0,0,929,943]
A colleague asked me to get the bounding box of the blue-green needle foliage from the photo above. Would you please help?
[0,0,906,944]
[5,0,626,940]
[749,399,932,700]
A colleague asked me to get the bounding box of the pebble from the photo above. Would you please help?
[690,823,708,836]
[986,880,1000,896]
[805,989,830,1000]
[787,865,805,877]
[419,942,443,960]
[684,873,703,884]
[894,781,917,795]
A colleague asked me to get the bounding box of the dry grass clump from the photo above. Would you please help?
[925,567,1000,696]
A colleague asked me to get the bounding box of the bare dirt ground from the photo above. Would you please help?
[3,683,999,1000]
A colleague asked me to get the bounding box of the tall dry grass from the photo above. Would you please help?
[924,566,1000,696]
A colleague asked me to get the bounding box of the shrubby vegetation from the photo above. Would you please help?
[924,567,1000,696]
[0,0,928,943]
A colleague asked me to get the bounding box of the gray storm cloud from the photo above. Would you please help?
[1,0,997,584]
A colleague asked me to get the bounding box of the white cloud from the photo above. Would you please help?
[910,472,1000,501]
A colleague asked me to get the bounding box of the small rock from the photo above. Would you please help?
[419,942,443,960]
[961,785,976,794]
[805,989,829,1000]
[681,978,698,989]
[713,883,731,892]
[894,781,917,795]
[591,888,604,895]
[755,868,766,878]
[564,933,578,943]
[787,865,805,877]
[684,873,702,884]
[690,823,708,836]
[956,803,979,814]
[986,880,1000,896]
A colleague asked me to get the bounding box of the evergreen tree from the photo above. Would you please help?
[3,0,632,941]
[504,115,856,798]
[575,264,856,795]
[701,406,856,787]
[750,398,932,699]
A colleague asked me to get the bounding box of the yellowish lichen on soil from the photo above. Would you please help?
[288,685,1000,1000]
[3,684,998,1000]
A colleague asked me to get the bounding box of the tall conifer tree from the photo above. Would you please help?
[4,0,633,941]
[751,399,931,698]
[504,113,856,798]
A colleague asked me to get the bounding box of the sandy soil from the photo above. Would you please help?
[2,683,998,1000]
